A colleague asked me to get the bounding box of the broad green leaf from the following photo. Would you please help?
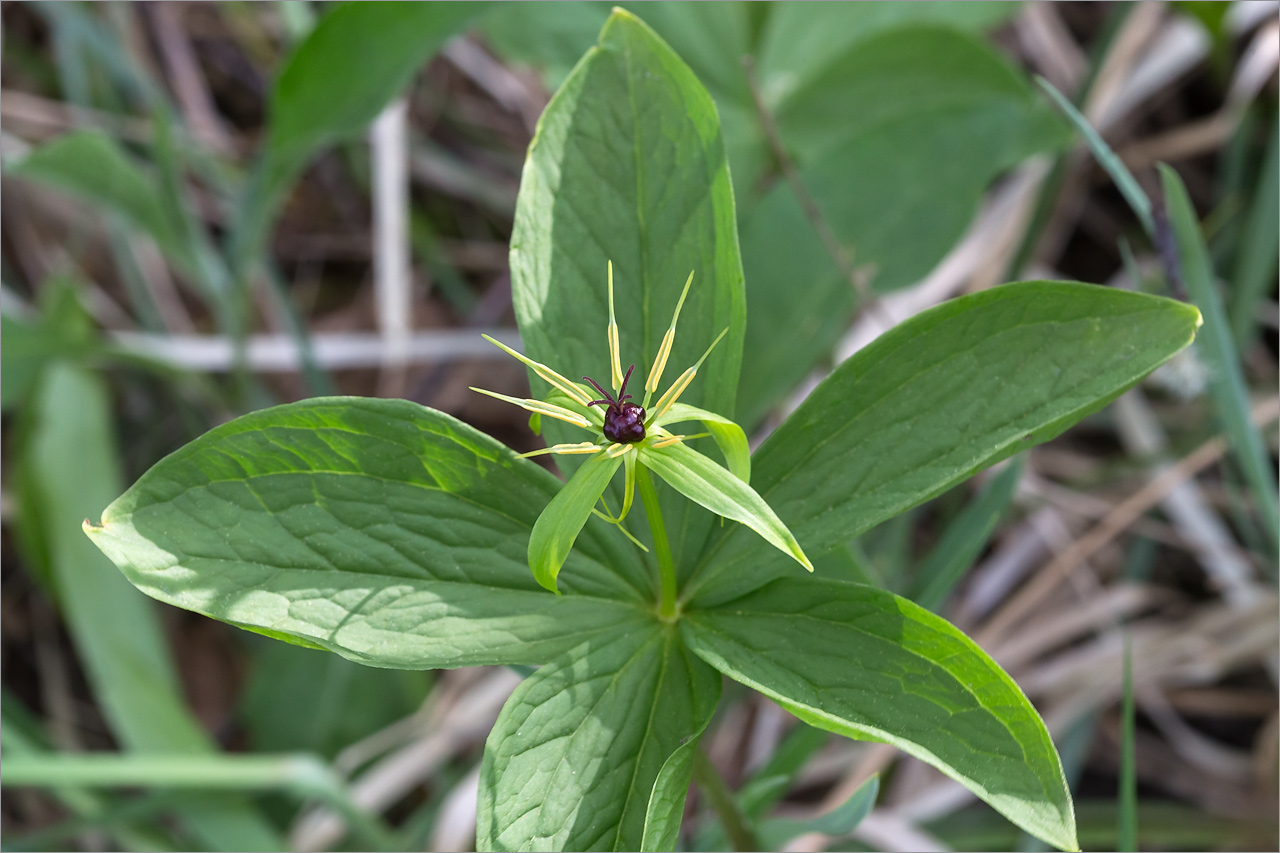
[509,8,747,568]
[691,282,1201,605]
[639,727,706,853]
[737,25,1068,426]
[7,131,199,276]
[478,625,720,852]
[1160,164,1280,558]
[652,402,750,482]
[23,364,280,850]
[756,2,1017,104]
[233,2,483,271]
[639,442,810,573]
[683,578,1077,851]
[529,451,624,593]
[85,398,650,669]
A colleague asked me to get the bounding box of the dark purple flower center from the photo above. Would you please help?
[584,365,646,443]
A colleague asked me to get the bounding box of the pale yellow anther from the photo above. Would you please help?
[481,335,592,406]
[652,368,697,420]
[607,261,623,391]
[518,442,603,459]
[650,326,728,420]
[651,434,685,449]
[645,271,694,395]
[470,387,592,429]
[606,442,632,459]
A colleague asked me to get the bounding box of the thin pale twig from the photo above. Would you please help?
[977,396,1280,645]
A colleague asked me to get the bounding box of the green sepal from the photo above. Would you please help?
[638,443,810,571]
[529,452,624,593]
[651,402,750,483]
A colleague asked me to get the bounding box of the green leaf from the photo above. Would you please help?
[7,131,199,276]
[639,442,810,572]
[737,25,1068,426]
[756,1,1017,104]
[233,1,483,271]
[683,578,1078,851]
[529,450,623,593]
[509,8,747,566]
[691,282,1201,605]
[1160,164,1280,559]
[639,696,716,852]
[478,625,721,852]
[652,402,750,483]
[23,364,280,850]
[85,398,650,669]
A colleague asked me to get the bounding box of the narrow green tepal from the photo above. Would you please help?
[528,451,624,593]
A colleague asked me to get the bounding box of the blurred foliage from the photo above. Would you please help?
[1,1,1276,851]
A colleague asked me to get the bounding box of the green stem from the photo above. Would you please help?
[692,749,759,852]
[636,463,678,620]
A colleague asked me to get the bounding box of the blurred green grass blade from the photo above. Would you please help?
[738,724,829,818]
[910,456,1024,611]
[35,2,167,111]
[1036,76,1154,237]
[756,775,879,851]
[931,800,1272,851]
[2,791,186,852]
[1228,117,1278,347]
[2,697,178,852]
[1118,637,1137,852]
[1160,164,1280,563]
[7,132,200,277]
[1,292,95,412]
[260,260,335,396]
[232,1,485,274]
[4,753,399,852]
[22,363,282,851]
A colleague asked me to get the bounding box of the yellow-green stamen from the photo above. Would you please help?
[645,270,694,399]
[470,387,593,429]
[518,441,602,458]
[607,261,623,391]
[481,334,593,407]
[650,326,729,421]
